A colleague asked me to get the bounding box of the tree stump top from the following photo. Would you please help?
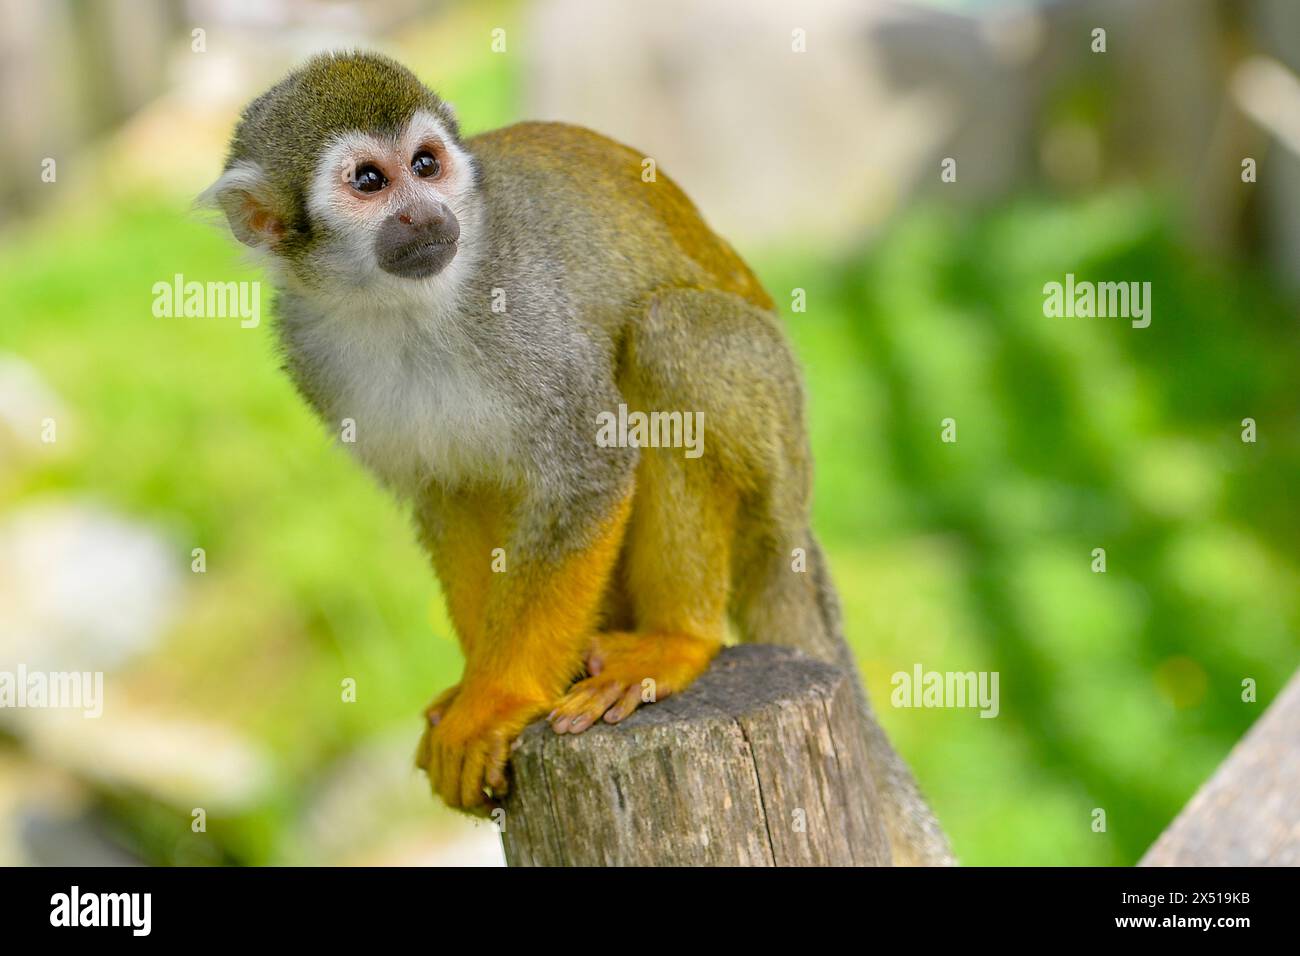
[501,644,891,866]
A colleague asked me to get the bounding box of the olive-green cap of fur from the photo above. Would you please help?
[225,51,458,210]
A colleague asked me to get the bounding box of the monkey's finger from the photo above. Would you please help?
[485,735,511,795]
[421,731,442,781]
[564,708,600,734]
[603,683,647,724]
[437,743,465,808]
[552,680,623,733]
[460,739,491,810]
[548,689,596,733]
[415,727,433,770]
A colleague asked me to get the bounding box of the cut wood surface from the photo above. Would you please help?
[1141,668,1300,866]
[500,644,893,866]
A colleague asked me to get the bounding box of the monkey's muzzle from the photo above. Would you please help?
[376,206,461,279]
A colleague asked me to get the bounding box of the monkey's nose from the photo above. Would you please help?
[397,212,435,227]
[392,203,459,242]
[376,203,462,279]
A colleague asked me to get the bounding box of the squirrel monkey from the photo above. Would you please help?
[206,51,950,864]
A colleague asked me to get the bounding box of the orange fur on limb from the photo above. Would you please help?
[417,488,633,810]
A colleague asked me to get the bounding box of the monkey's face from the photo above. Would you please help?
[305,109,478,285]
[203,53,481,302]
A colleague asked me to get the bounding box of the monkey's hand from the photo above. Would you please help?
[416,681,549,812]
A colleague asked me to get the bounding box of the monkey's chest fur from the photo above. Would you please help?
[274,288,614,500]
[276,296,522,492]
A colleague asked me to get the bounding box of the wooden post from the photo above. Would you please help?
[1141,668,1300,866]
[500,644,894,866]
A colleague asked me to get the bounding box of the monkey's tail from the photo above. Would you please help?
[805,535,956,866]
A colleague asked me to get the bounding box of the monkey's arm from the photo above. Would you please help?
[416,481,633,811]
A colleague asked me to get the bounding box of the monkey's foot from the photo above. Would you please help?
[547,631,720,734]
[417,682,548,813]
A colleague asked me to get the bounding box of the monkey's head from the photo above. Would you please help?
[203,51,480,296]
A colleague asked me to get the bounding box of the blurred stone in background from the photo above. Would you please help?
[0,502,180,670]
[529,0,950,249]
[0,355,67,489]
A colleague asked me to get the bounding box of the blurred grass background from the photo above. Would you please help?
[1,0,1297,866]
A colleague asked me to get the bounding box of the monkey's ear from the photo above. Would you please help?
[439,101,460,141]
[198,161,284,248]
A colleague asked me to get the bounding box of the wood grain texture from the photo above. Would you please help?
[1141,669,1300,866]
[500,644,891,866]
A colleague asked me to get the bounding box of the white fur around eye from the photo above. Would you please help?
[402,109,463,162]
[303,112,481,294]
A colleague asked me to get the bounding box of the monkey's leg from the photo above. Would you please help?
[549,288,762,734]
[645,290,953,866]
[417,486,633,812]
[411,486,502,731]
[547,451,734,733]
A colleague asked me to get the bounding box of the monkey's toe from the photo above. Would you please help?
[548,673,658,734]
[548,676,626,734]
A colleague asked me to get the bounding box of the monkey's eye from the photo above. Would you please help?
[411,149,442,179]
[352,164,388,193]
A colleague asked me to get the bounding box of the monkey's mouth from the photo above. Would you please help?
[379,236,460,279]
